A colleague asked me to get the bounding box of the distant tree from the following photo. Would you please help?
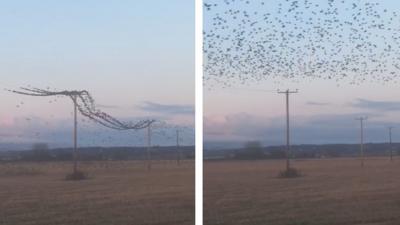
[32,143,49,151]
[234,141,265,160]
[30,143,52,161]
[244,141,262,150]
[268,149,286,159]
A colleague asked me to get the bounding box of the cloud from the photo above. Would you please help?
[351,98,400,111]
[204,112,392,146]
[138,101,194,115]
[306,101,331,106]
[96,104,120,109]
[204,113,276,142]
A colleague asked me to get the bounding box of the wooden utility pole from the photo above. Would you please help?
[147,124,152,171]
[72,95,78,174]
[388,126,394,161]
[355,117,367,167]
[176,129,181,165]
[278,89,298,171]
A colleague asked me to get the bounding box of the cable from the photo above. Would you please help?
[7,87,155,130]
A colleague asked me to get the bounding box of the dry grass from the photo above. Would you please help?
[0,160,194,225]
[205,157,400,225]
[0,164,45,177]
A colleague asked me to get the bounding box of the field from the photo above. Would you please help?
[204,157,400,225]
[0,160,194,225]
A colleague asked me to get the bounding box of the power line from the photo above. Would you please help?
[226,87,277,93]
[8,86,156,176]
[7,87,155,130]
[207,87,277,93]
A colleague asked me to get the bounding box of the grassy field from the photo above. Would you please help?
[204,157,400,225]
[0,160,194,225]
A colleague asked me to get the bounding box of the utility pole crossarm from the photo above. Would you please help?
[277,89,299,94]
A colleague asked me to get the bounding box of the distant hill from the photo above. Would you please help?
[204,143,400,160]
[0,146,195,161]
[204,141,244,150]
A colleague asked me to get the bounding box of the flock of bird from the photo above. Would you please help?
[204,0,400,87]
[5,87,194,146]
[8,87,155,130]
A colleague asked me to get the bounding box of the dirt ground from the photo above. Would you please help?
[0,160,194,225]
[204,157,400,225]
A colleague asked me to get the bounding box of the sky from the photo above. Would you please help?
[204,0,400,148]
[0,1,194,149]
